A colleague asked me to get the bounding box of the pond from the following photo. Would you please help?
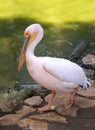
[0,17,95,90]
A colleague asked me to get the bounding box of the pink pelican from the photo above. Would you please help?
[18,24,90,112]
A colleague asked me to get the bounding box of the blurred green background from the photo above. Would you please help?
[0,0,95,90]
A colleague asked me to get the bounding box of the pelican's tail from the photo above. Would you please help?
[82,78,90,90]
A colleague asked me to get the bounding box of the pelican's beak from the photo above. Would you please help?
[18,31,38,72]
[17,36,30,72]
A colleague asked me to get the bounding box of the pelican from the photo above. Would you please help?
[18,24,90,112]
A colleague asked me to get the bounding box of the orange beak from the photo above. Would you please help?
[18,31,38,72]
[17,36,30,72]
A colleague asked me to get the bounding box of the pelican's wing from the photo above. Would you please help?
[43,58,85,85]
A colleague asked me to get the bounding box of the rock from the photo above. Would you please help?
[24,96,43,106]
[0,101,12,112]
[18,112,67,129]
[16,105,35,115]
[82,54,95,68]
[0,86,37,113]
[18,118,48,130]
[0,92,13,112]
[0,124,23,130]
[77,80,95,97]
[30,112,67,123]
[45,90,95,116]
[45,92,70,107]
[55,106,79,117]
[75,96,95,108]
[0,114,22,126]
[0,106,35,126]
[90,80,95,88]
[78,85,95,98]
[45,93,79,117]
[83,69,94,78]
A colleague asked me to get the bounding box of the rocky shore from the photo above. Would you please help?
[0,54,95,130]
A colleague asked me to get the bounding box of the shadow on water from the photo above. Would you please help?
[0,17,95,89]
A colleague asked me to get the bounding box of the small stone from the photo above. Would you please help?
[50,105,56,110]
[24,96,43,106]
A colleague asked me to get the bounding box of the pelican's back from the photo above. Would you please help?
[42,57,90,89]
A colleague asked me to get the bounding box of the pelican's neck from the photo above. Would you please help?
[26,40,38,56]
[26,30,43,61]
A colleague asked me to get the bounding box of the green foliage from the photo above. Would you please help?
[0,0,95,24]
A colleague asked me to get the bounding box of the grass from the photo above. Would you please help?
[0,0,95,88]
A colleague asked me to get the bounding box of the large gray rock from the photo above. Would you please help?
[82,54,95,68]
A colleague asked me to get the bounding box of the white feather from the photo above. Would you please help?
[38,57,88,89]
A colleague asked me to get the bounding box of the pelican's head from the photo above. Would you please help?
[17,24,43,72]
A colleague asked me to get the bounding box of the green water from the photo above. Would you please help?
[0,18,95,90]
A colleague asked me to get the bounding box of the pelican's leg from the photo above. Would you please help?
[65,86,79,108]
[38,91,56,112]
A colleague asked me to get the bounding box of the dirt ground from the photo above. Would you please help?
[0,107,95,130]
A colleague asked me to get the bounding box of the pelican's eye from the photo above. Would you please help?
[24,31,31,38]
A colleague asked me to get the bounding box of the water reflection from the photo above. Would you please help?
[0,17,95,90]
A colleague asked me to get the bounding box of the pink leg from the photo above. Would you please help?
[65,87,79,108]
[38,91,56,112]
